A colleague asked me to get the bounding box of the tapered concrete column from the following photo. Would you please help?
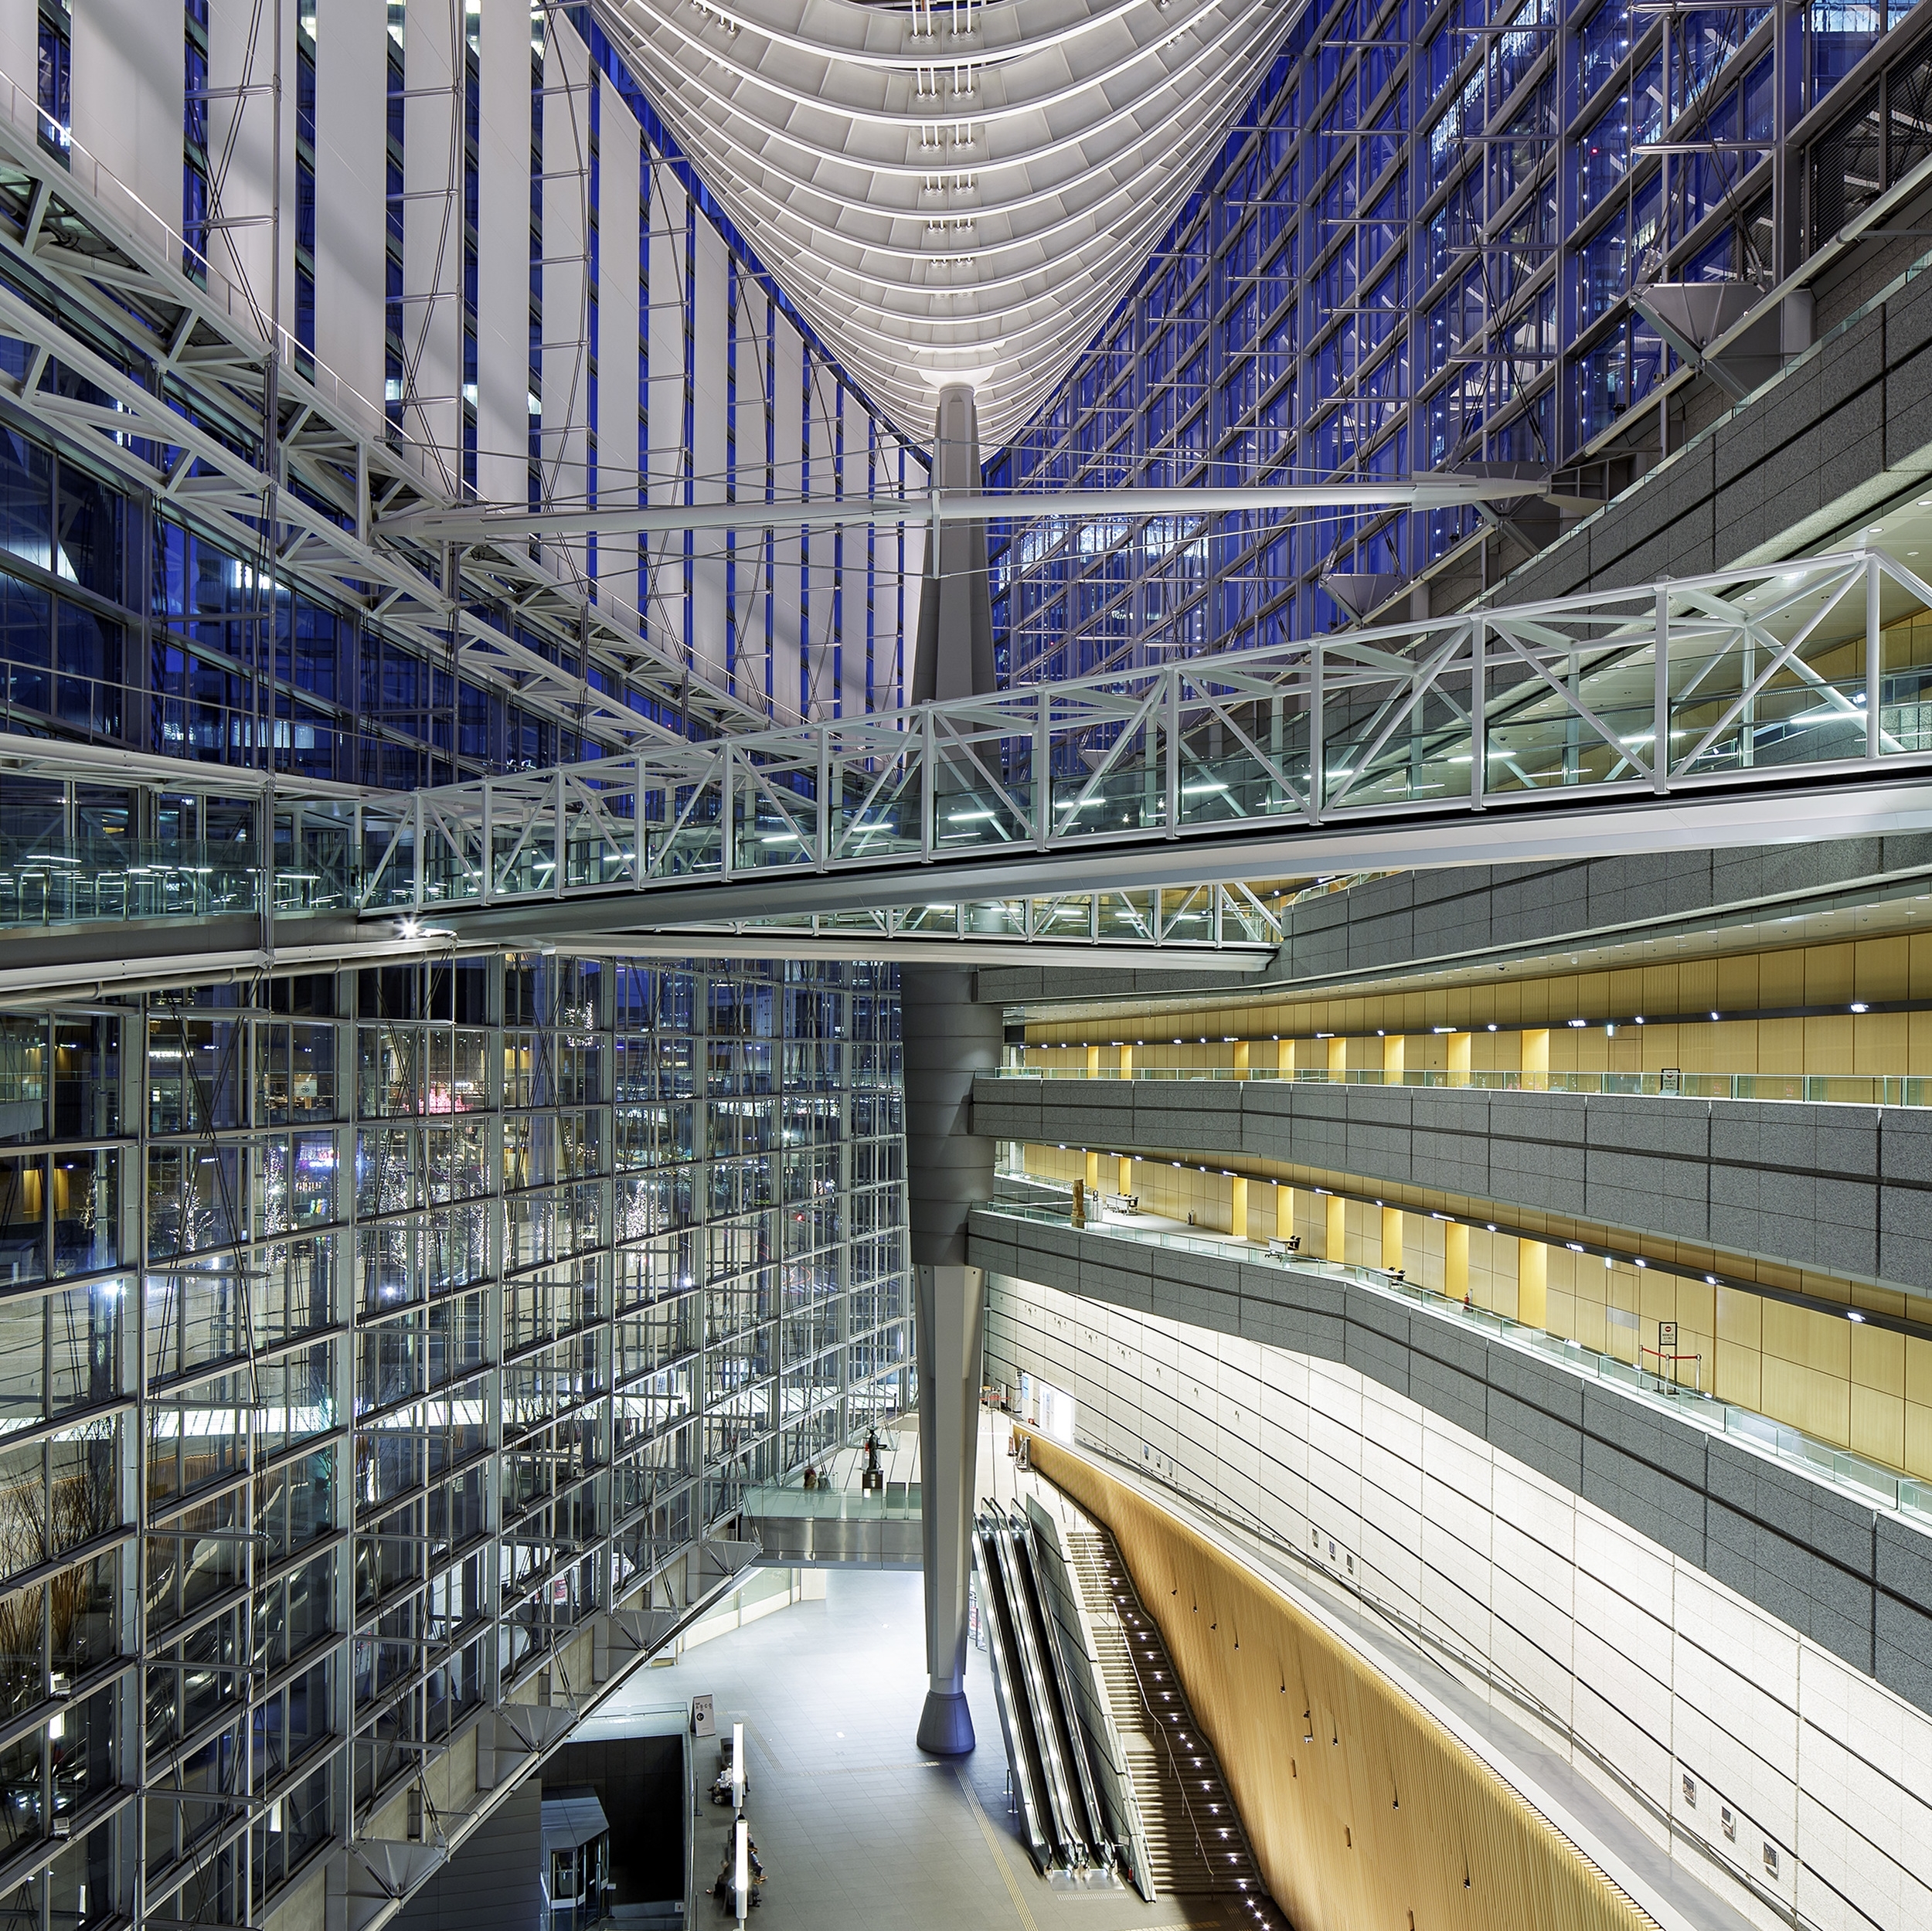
[903,964,1000,1755]
[910,384,995,703]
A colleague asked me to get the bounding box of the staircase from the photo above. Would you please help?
[1063,1525,1281,1919]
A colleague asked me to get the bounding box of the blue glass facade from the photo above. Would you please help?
[988,0,1932,682]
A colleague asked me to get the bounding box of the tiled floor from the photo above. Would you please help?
[597,1563,1228,1931]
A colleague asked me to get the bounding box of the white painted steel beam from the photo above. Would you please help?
[381,478,1541,542]
[0,53,775,750]
[335,543,1932,933]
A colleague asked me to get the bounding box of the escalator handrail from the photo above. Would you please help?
[988,1515,1085,1865]
[1010,1511,1115,1872]
[973,1516,1055,1875]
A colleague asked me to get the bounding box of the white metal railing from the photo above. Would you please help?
[981,1199,1932,1528]
[351,545,1932,918]
[996,1064,1932,1107]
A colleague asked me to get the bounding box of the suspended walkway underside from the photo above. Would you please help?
[10,546,1932,988]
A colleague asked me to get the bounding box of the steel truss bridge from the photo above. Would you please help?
[338,543,1932,940]
[12,542,1932,990]
[5,53,1932,980]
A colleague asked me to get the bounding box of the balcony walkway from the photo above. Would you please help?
[976,1197,1932,1533]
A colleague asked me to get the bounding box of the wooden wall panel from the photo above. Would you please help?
[1015,1135,1932,1473]
[1026,1436,1655,1931]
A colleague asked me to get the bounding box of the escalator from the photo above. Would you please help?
[972,1503,1114,1880]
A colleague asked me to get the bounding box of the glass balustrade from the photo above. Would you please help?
[995,1063,1932,1107]
[979,1198,1932,1528]
[741,1481,922,1521]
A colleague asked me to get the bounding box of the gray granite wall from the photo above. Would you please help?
[968,1209,1932,1718]
[973,1074,1932,1297]
[978,837,1932,1008]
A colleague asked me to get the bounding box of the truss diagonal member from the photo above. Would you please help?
[1100,889,1156,940]
[421,800,485,896]
[651,752,732,878]
[1668,569,1865,775]
[1182,693,1308,818]
[1158,882,1214,942]
[828,752,919,861]
[1876,548,1932,612]
[733,755,821,858]
[357,814,415,913]
[1488,621,1657,783]
[1320,624,1474,814]
[926,714,1038,840]
[1226,879,1284,940]
[1050,679,1168,832]
[560,774,647,883]
[486,795,555,897]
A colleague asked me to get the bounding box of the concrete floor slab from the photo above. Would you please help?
[595,1563,1229,1931]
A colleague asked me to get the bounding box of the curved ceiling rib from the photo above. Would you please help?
[595,0,1308,445]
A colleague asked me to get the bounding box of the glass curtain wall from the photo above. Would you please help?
[0,2,922,765]
[0,953,906,1931]
[988,0,1932,679]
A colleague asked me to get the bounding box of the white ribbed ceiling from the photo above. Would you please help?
[595,0,1307,450]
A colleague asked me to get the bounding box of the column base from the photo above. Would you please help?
[916,1688,975,1756]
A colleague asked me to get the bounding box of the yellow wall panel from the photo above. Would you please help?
[1760,1355,1851,1448]
[1804,942,1856,1005]
[1852,1325,1906,1399]
[1763,1301,1850,1382]
[1907,1335,1932,1411]
[1716,1339,1763,1410]
[1716,1288,1763,1351]
[1851,1384,1906,1470]
[1856,935,1909,1001]
[1027,1439,1657,1931]
[1906,1402,1932,1481]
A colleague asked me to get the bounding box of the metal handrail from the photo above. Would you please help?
[981,1202,1932,1529]
[995,1063,1932,1107]
[341,544,1932,918]
[1069,1518,1217,1891]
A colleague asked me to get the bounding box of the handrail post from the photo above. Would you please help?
[634,751,647,886]
[1470,617,1486,810]
[921,705,936,860]
[1034,684,1049,849]
[1164,665,1179,836]
[818,723,832,870]
[1308,639,1324,824]
[1867,549,1883,760]
[481,780,494,905]
[1652,578,1670,794]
